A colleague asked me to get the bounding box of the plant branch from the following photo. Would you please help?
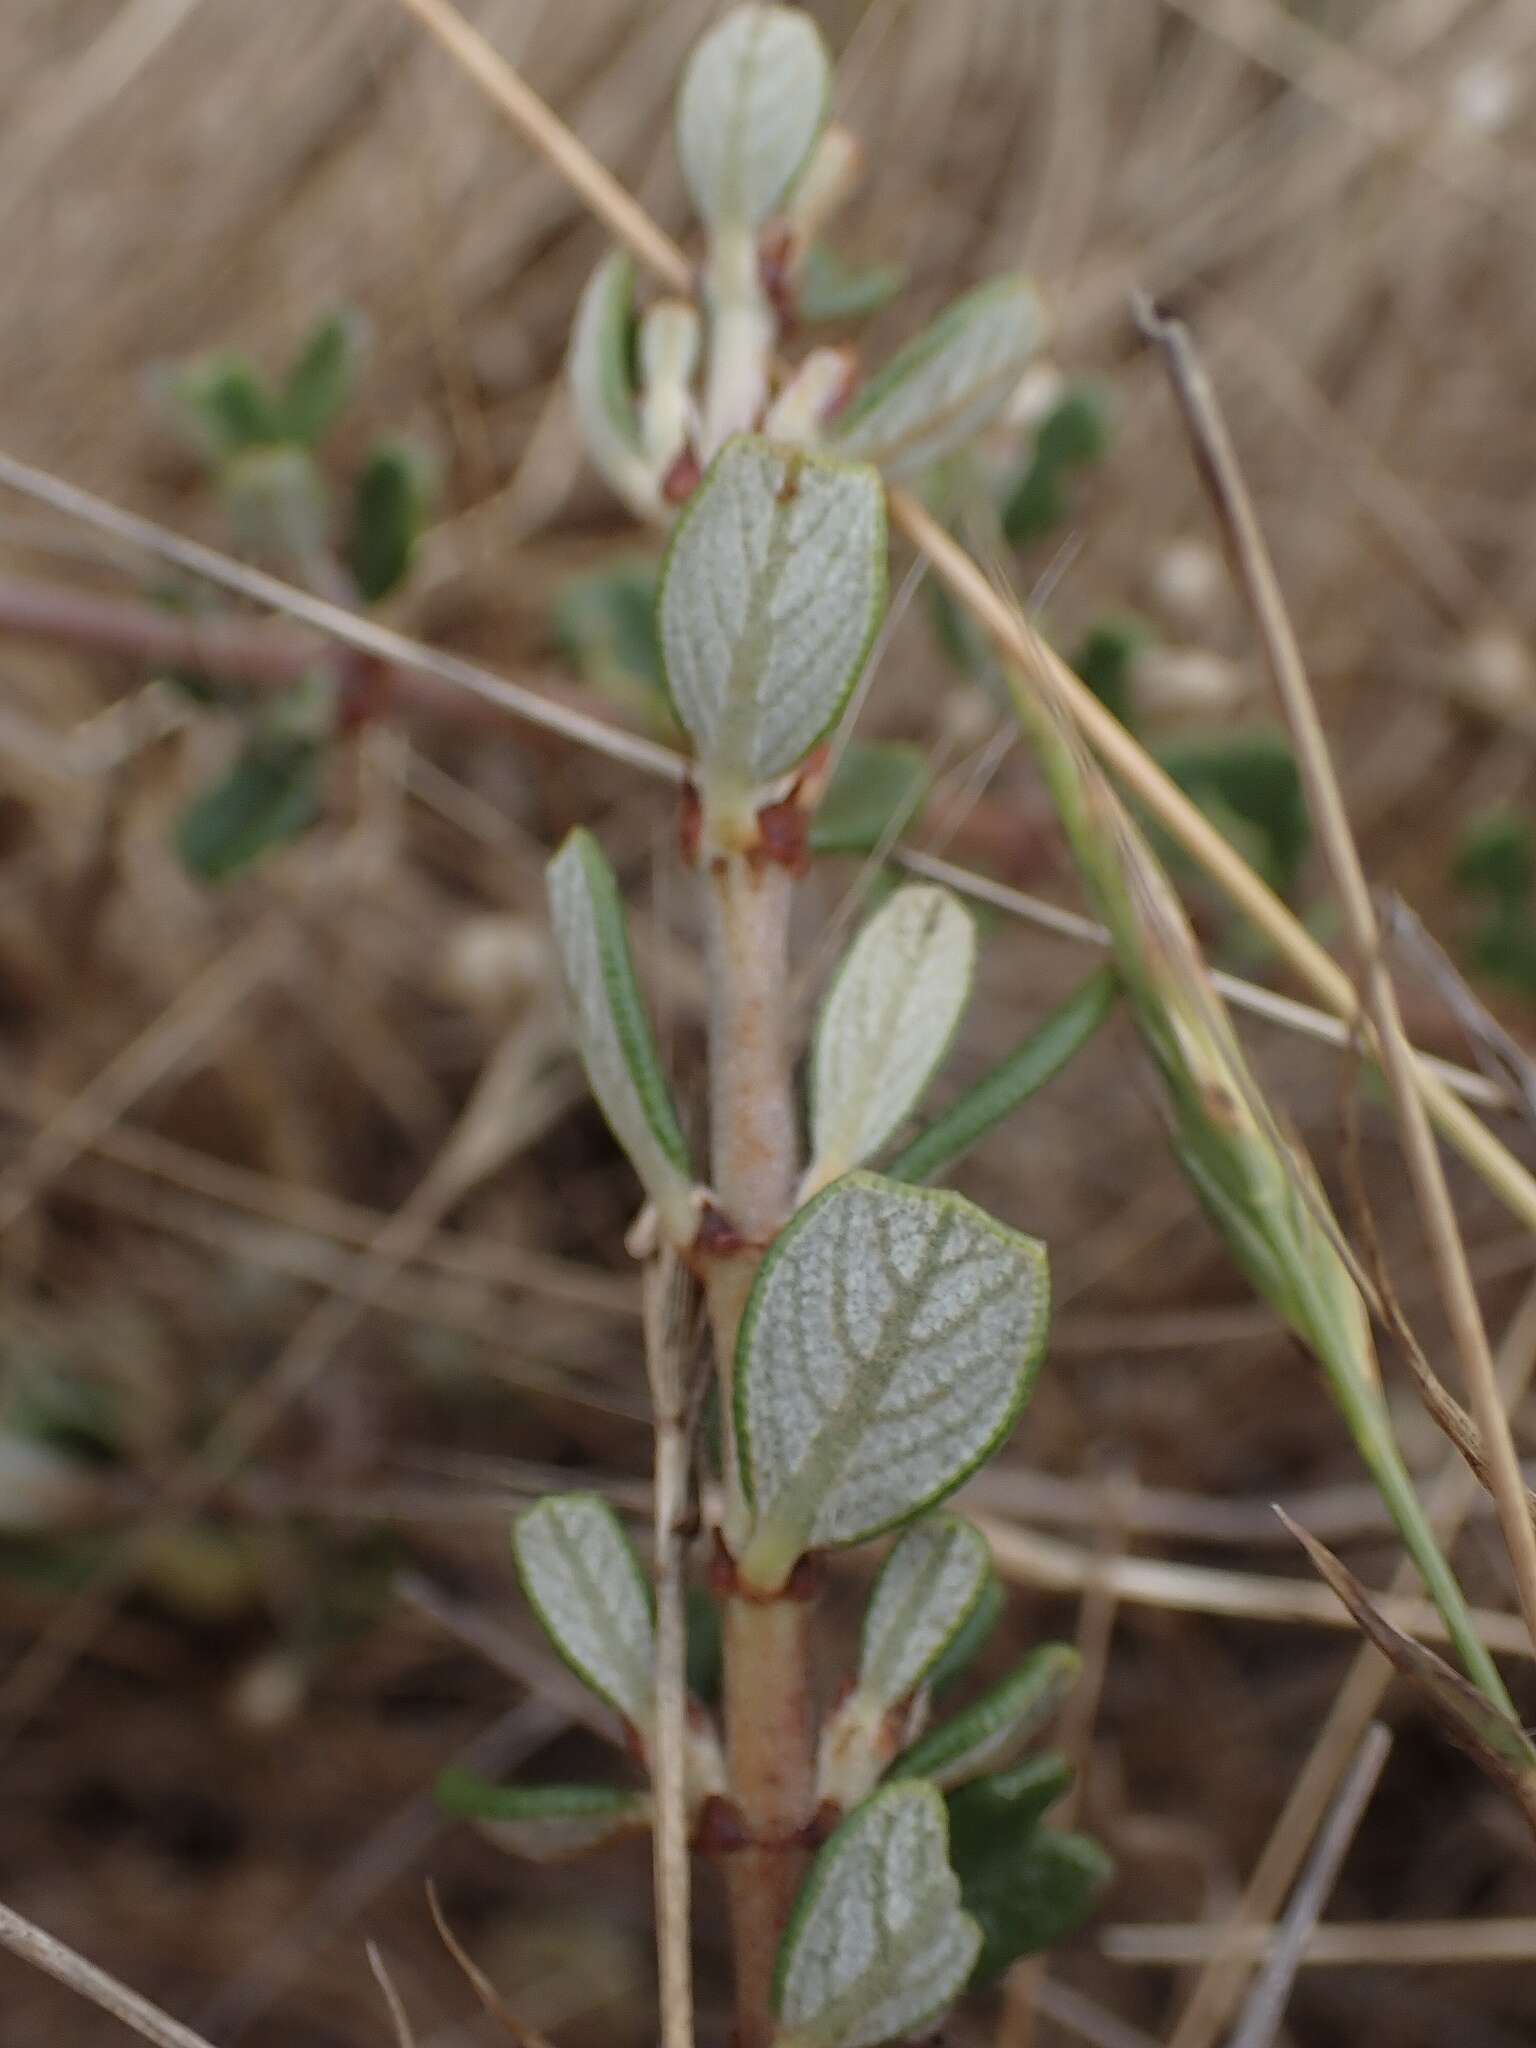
[1138,295,1536,1666]
[644,1248,698,2048]
[373,0,1536,1240]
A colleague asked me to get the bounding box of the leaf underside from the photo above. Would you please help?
[775,1781,980,2048]
[858,1514,992,1709]
[657,435,887,796]
[736,1172,1049,1587]
[675,4,829,229]
[809,884,976,1183]
[511,1493,655,1729]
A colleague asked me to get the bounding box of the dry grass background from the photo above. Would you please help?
[4,0,1536,2043]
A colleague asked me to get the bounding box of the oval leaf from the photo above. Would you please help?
[546,829,697,1242]
[736,1173,1050,1591]
[860,1515,991,1709]
[830,276,1044,478]
[175,731,324,883]
[280,309,365,447]
[808,884,976,1187]
[676,4,829,230]
[658,435,887,802]
[775,1781,980,2048]
[890,1646,1079,1791]
[567,251,660,518]
[512,1493,654,1730]
[436,1773,651,1862]
[959,1827,1112,1985]
[349,440,434,603]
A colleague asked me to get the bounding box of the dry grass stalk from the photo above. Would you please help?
[1137,296,1536,1663]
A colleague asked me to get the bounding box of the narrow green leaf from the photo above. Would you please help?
[279,310,365,446]
[435,1772,651,1861]
[809,742,928,855]
[890,1646,1079,1790]
[946,1753,1074,1865]
[545,829,696,1241]
[797,243,907,324]
[175,730,324,882]
[808,884,976,1186]
[858,1515,992,1709]
[348,440,435,603]
[887,969,1118,1185]
[774,1782,980,2048]
[1071,616,1151,727]
[735,1172,1049,1591]
[657,435,887,802]
[830,276,1043,478]
[927,1570,1004,1696]
[959,1827,1112,1984]
[512,1494,654,1731]
[676,4,829,230]
[170,353,283,458]
[566,251,659,517]
[1002,386,1110,545]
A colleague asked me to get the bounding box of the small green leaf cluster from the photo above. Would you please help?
[566,3,1043,533]
[1451,809,1536,994]
[159,311,435,882]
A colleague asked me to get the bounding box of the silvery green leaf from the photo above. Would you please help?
[890,1646,1079,1791]
[774,1781,980,2048]
[859,1515,992,1709]
[658,436,886,804]
[735,1173,1049,1591]
[546,829,697,1243]
[436,1773,651,1862]
[512,1493,655,1730]
[807,885,976,1188]
[676,5,829,231]
[830,276,1044,478]
[567,252,660,518]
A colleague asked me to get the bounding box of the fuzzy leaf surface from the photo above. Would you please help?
[658,435,886,797]
[545,829,696,1240]
[676,4,829,229]
[809,885,975,1184]
[830,276,1043,477]
[736,1173,1048,1589]
[774,1781,980,2048]
[891,1646,1079,1790]
[859,1515,991,1709]
[511,1493,654,1730]
[566,252,657,516]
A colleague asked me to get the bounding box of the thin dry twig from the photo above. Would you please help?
[1137,294,1536,1664]
[1225,1724,1392,2048]
[1104,1918,1536,1968]
[973,1515,1533,1658]
[0,1898,218,2048]
[427,1881,557,2047]
[0,449,687,786]
[365,1943,419,2048]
